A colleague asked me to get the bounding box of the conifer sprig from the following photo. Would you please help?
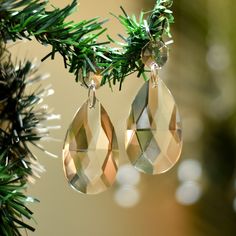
[0,0,174,87]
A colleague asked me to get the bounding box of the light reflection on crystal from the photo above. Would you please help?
[126,80,182,174]
[141,41,168,68]
[63,99,119,194]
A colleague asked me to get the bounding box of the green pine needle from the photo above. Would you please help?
[0,1,174,234]
[0,43,55,235]
[0,0,174,88]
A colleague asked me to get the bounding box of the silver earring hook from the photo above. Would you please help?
[150,63,159,87]
[88,80,96,109]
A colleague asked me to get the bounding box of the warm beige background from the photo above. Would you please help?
[10,1,190,235]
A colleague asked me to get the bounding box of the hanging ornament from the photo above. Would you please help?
[62,77,119,194]
[60,0,178,193]
[141,41,169,69]
[125,40,183,175]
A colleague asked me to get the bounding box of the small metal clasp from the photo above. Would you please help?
[88,80,96,109]
[150,63,159,88]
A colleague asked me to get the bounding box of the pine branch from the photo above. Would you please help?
[0,0,174,88]
[0,159,37,235]
[0,1,174,234]
[0,43,57,235]
[103,0,174,88]
[0,0,108,82]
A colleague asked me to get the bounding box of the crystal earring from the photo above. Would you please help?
[62,73,119,194]
[125,40,183,175]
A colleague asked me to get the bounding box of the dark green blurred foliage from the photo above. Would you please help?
[144,0,236,235]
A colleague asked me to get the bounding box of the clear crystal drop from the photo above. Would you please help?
[63,99,119,194]
[126,80,182,175]
[141,41,168,68]
[78,69,102,89]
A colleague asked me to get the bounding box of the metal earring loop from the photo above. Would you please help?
[150,63,159,87]
[88,80,96,108]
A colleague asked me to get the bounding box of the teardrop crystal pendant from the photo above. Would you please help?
[63,99,119,194]
[125,80,182,175]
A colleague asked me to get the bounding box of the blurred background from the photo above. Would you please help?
[9,0,236,235]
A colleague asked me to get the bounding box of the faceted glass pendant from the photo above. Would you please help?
[126,80,182,175]
[142,41,168,68]
[63,99,119,194]
[77,69,102,89]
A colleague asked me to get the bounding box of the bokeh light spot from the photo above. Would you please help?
[176,181,202,205]
[178,159,202,182]
[114,186,140,208]
[116,164,141,186]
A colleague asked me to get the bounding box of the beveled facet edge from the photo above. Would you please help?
[62,98,119,194]
[125,79,183,175]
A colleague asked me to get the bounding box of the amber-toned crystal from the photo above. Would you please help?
[141,41,168,68]
[92,73,103,89]
[63,99,119,194]
[77,69,102,89]
[126,80,182,174]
